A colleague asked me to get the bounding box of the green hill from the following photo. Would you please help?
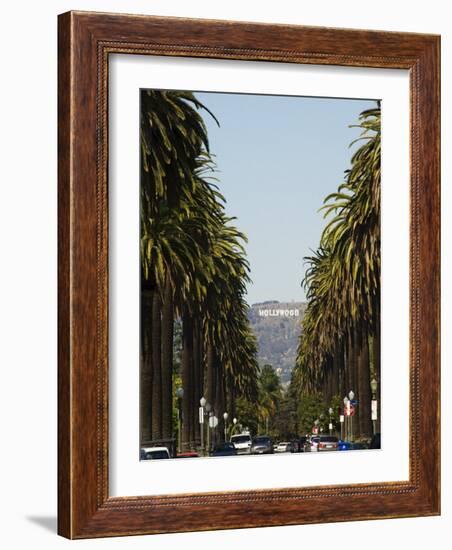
[247,301,306,385]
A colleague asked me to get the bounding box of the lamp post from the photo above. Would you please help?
[205,401,212,454]
[319,413,325,436]
[348,390,355,442]
[176,387,184,453]
[200,396,206,455]
[343,397,349,441]
[223,412,229,441]
[313,419,320,451]
[328,407,334,435]
[209,414,218,451]
[370,378,378,435]
[231,417,238,438]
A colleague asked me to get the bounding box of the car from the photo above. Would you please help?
[351,441,369,450]
[370,433,381,449]
[290,436,307,452]
[140,446,170,460]
[176,451,199,458]
[338,440,369,451]
[211,442,238,457]
[317,435,339,451]
[337,440,351,451]
[230,433,252,455]
[250,436,274,454]
[275,441,292,453]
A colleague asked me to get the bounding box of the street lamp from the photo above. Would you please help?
[176,387,184,453]
[370,378,378,435]
[199,396,206,455]
[205,401,212,453]
[328,407,334,435]
[209,414,218,452]
[231,417,238,437]
[313,419,320,451]
[348,390,355,442]
[319,413,325,435]
[343,397,350,441]
[223,412,229,441]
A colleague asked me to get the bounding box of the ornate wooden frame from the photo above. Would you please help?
[58,11,440,538]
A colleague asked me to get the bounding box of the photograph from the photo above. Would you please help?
[139,89,381,460]
[0,0,443,544]
[49,2,442,539]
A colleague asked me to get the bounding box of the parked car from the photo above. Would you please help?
[370,433,381,449]
[140,446,170,460]
[338,440,369,451]
[338,440,351,451]
[211,442,238,457]
[317,435,339,451]
[176,451,199,458]
[290,436,308,453]
[275,441,292,453]
[351,441,369,450]
[250,436,274,455]
[230,433,252,455]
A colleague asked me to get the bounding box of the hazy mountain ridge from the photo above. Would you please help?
[247,301,307,384]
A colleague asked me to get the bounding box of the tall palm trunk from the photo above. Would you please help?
[229,374,236,419]
[339,339,346,399]
[358,331,372,438]
[326,357,334,404]
[206,342,216,408]
[352,326,361,439]
[182,312,194,449]
[151,290,162,440]
[326,368,331,405]
[346,328,359,440]
[140,291,153,443]
[331,346,340,398]
[192,318,203,445]
[322,374,328,405]
[215,364,225,442]
[373,315,381,433]
[161,276,174,440]
[346,330,354,395]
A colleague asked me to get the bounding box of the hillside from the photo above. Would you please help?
[247,301,306,384]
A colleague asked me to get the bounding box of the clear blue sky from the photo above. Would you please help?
[196,91,376,305]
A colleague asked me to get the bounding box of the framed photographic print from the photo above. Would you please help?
[58,11,440,538]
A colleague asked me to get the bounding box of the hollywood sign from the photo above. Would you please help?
[258,308,300,317]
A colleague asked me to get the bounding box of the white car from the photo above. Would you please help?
[275,441,292,453]
[230,433,252,454]
[140,446,170,460]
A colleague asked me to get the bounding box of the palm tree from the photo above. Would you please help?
[198,217,258,445]
[293,106,381,440]
[140,90,219,442]
[140,89,260,451]
[257,364,282,434]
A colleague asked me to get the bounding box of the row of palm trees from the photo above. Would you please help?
[292,106,381,439]
[139,90,259,450]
